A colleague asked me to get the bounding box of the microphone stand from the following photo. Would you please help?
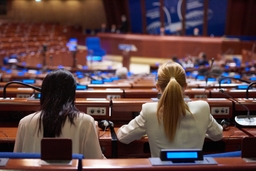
[246,81,256,99]
[219,89,256,126]
[3,81,41,99]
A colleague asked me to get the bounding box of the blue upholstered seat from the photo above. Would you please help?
[85,37,106,61]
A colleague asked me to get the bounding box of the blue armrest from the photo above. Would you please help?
[204,151,241,158]
[0,152,84,159]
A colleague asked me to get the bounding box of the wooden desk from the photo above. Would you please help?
[76,89,124,99]
[87,83,131,90]
[82,158,256,171]
[185,89,210,98]
[4,159,78,171]
[111,98,234,123]
[1,158,256,171]
[0,127,113,158]
[114,126,247,158]
[123,89,158,98]
[0,126,248,159]
[111,98,153,124]
[205,126,248,152]
[211,89,256,99]
[0,98,111,121]
[239,127,256,137]
[98,33,242,59]
[231,98,256,116]
[0,88,39,98]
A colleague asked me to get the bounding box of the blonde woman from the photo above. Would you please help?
[117,62,223,157]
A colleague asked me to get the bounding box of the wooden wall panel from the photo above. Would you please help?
[0,0,106,30]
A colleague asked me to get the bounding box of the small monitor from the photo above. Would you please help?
[242,137,256,159]
[236,85,249,90]
[22,79,35,84]
[196,75,205,81]
[66,38,77,51]
[220,79,231,84]
[160,149,203,162]
[207,78,216,82]
[250,77,256,81]
[34,93,41,99]
[41,138,72,161]
[91,80,104,84]
[76,85,88,90]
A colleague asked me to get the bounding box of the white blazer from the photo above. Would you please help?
[117,100,223,157]
[14,111,105,159]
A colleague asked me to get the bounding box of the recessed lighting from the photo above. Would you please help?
[35,0,41,2]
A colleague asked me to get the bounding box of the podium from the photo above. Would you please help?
[118,44,137,71]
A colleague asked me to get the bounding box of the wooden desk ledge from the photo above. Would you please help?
[82,158,256,171]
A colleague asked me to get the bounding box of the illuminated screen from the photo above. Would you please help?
[67,38,77,51]
[166,152,198,159]
[76,85,87,90]
[250,77,256,81]
[22,79,35,84]
[34,93,41,99]
[207,78,216,82]
[197,75,205,80]
[91,80,104,84]
[237,85,248,89]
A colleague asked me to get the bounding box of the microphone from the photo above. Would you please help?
[219,89,256,126]
[246,81,256,99]
[202,58,215,98]
[205,58,215,85]
[3,81,41,99]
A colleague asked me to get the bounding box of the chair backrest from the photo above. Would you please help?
[241,137,256,158]
[86,37,102,50]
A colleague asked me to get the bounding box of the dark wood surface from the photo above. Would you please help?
[98,33,247,59]
[81,157,256,171]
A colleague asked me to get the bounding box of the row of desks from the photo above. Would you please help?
[1,157,256,171]
[1,86,256,98]
[0,125,252,158]
[1,97,256,122]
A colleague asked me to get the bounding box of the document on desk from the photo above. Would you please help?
[0,158,9,166]
[39,159,72,165]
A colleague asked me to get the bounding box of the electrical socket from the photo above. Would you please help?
[211,107,230,115]
[106,95,121,99]
[87,107,107,116]
[17,94,31,98]
[194,94,208,98]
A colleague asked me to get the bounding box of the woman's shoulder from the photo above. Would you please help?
[187,100,209,105]
[76,112,95,122]
[142,102,158,107]
[187,100,209,109]
[20,112,40,123]
[141,102,158,114]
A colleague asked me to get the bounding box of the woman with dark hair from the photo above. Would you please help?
[14,69,105,159]
[117,62,223,157]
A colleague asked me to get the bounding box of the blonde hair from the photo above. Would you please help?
[156,62,191,141]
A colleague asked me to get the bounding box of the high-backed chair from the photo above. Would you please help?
[85,37,106,61]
